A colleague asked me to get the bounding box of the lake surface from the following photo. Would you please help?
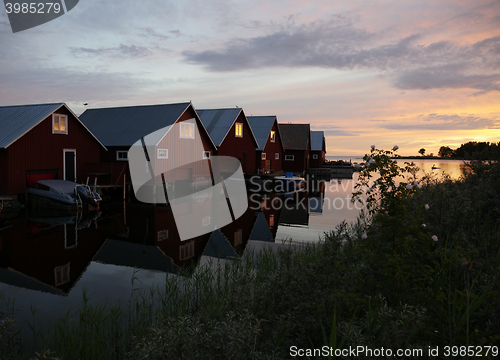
[0,157,465,340]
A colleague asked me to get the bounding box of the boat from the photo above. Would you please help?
[432,164,440,170]
[274,173,306,192]
[28,180,101,213]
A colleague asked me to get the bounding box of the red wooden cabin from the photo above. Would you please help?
[197,108,259,174]
[247,116,285,174]
[278,124,311,175]
[310,131,326,168]
[0,103,105,200]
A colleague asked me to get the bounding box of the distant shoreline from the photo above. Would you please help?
[394,156,465,160]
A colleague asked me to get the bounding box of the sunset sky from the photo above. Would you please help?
[1,0,499,156]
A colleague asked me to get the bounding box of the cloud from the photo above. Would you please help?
[0,66,158,107]
[70,44,152,58]
[183,14,500,94]
[139,27,171,41]
[376,113,500,131]
[323,129,362,137]
[393,66,500,96]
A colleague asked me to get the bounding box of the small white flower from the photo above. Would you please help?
[371,145,375,149]
[425,204,430,210]
[422,224,426,228]
[362,233,368,239]
[406,184,413,190]
[393,145,399,150]
[432,235,438,242]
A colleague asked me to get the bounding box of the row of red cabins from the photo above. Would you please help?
[0,102,327,202]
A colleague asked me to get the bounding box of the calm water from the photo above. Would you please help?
[0,158,464,339]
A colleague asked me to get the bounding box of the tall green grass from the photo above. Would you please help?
[1,159,500,359]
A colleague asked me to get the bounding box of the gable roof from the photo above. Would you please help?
[80,102,214,148]
[0,103,105,149]
[311,131,325,152]
[197,108,258,148]
[247,115,284,151]
[278,124,310,151]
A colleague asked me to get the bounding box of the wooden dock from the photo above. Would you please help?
[307,166,354,179]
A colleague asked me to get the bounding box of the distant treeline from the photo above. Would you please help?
[438,141,500,159]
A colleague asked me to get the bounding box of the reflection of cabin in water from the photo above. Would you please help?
[197,108,259,174]
[247,116,285,174]
[202,205,257,259]
[80,102,216,194]
[278,191,310,227]
[0,103,105,201]
[0,215,103,295]
[94,204,211,272]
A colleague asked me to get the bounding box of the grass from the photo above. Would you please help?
[1,160,500,359]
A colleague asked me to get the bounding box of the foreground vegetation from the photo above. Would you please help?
[1,147,500,359]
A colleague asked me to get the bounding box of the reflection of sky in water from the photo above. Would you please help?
[0,262,171,341]
[275,159,464,243]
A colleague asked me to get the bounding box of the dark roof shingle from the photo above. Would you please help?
[80,103,191,147]
[278,124,310,151]
[0,103,63,148]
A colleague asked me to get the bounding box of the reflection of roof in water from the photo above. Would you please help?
[249,212,274,242]
[278,201,309,227]
[202,230,238,260]
[93,239,179,274]
[0,268,65,296]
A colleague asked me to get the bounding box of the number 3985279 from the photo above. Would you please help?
[5,3,61,14]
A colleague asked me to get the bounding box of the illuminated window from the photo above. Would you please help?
[275,153,279,159]
[53,114,68,134]
[235,123,243,137]
[285,155,294,161]
[117,151,128,161]
[261,153,266,160]
[157,149,168,159]
[269,214,275,227]
[270,131,276,142]
[180,122,194,139]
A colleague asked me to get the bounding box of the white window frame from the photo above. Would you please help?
[116,151,129,161]
[203,151,211,159]
[261,153,266,160]
[157,229,168,241]
[235,123,243,137]
[180,122,195,139]
[64,224,78,249]
[285,155,294,161]
[313,154,318,159]
[275,153,279,160]
[52,114,68,134]
[179,241,195,260]
[270,130,276,142]
[54,263,70,286]
[157,149,168,159]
